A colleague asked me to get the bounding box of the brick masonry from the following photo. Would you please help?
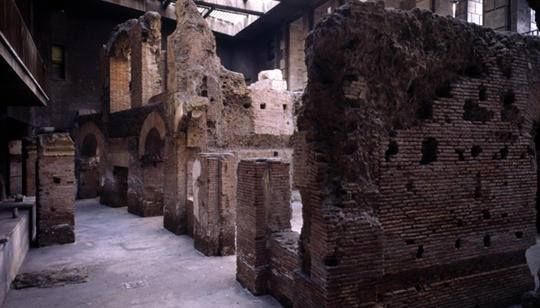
[289,2,540,307]
[236,159,291,295]
[192,153,236,256]
[37,133,76,247]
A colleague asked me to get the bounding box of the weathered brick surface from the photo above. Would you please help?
[128,112,166,217]
[37,133,76,247]
[130,12,162,108]
[193,153,236,256]
[249,70,295,136]
[291,2,540,307]
[236,159,291,295]
[269,232,300,307]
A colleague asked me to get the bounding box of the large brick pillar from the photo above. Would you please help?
[236,159,291,295]
[130,12,162,108]
[8,140,23,196]
[24,141,38,196]
[192,153,236,256]
[37,133,76,246]
[163,133,189,234]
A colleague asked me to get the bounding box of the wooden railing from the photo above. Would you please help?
[0,0,47,92]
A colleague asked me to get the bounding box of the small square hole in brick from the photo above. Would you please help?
[53,177,61,184]
[260,104,266,110]
[416,245,424,259]
[283,104,287,110]
[483,235,491,247]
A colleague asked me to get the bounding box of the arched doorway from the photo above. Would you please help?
[76,122,105,200]
[129,112,166,217]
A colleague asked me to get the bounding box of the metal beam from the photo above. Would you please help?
[194,0,279,16]
[99,0,252,36]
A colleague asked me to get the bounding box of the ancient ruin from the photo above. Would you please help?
[2,0,540,307]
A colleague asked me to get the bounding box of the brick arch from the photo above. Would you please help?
[77,121,105,158]
[139,112,167,158]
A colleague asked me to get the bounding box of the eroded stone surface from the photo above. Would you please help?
[290,2,540,307]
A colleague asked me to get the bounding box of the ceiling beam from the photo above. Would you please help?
[99,0,252,36]
[194,0,279,16]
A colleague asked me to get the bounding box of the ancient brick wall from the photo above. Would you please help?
[192,153,236,256]
[127,112,166,217]
[268,232,300,307]
[236,159,292,295]
[292,2,540,307]
[106,12,163,113]
[109,54,131,113]
[130,12,163,108]
[36,133,76,246]
[249,70,295,136]
[163,133,191,234]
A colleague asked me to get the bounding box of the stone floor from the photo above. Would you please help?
[3,199,281,308]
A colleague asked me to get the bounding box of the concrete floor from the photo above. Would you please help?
[3,199,281,308]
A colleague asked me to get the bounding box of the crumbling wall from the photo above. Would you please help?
[37,133,76,247]
[163,0,294,236]
[292,2,540,307]
[130,12,163,108]
[128,112,166,217]
[105,12,163,113]
[236,159,292,295]
[192,153,236,256]
[249,70,295,136]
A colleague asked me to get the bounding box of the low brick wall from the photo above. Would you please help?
[269,232,300,307]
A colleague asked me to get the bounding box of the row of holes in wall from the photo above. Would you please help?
[410,232,524,259]
[259,103,288,110]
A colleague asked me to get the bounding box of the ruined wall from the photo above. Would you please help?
[130,12,163,108]
[127,112,166,217]
[249,70,295,136]
[293,2,540,307]
[236,159,292,295]
[106,12,164,113]
[37,133,75,247]
[162,0,295,236]
[192,153,236,256]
